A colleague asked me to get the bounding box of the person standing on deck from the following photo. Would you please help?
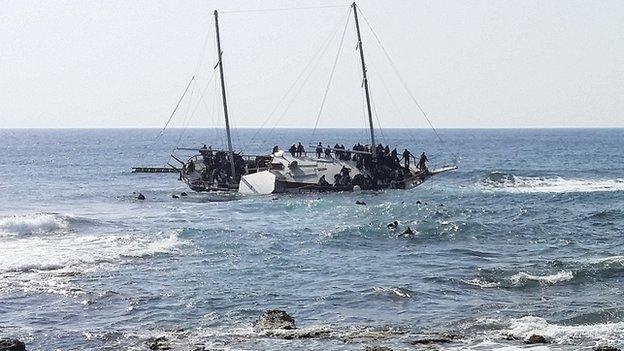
[272,145,279,154]
[402,149,413,169]
[418,152,429,171]
[289,144,297,157]
[324,145,332,158]
[296,142,305,157]
[316,142,323,158]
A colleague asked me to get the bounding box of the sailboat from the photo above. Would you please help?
[179,3,457,195]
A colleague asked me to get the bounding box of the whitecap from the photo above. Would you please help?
[510,271,573,285]
[0,213,70,235]
[504,316,624,346]
[462,278,501,288]
[479,173,624,194]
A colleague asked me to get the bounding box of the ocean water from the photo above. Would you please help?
[0,128,623,350]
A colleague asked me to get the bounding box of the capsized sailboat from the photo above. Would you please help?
[179,3,457,195]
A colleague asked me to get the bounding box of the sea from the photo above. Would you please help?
[0,128,623,351]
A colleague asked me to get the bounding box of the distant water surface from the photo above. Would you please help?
[0,128,623,350]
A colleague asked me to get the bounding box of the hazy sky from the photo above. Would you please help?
[2,0,623,128]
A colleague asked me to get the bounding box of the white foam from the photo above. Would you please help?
[0,213,70,235]
[510,271,573,285]
[372,286,413,298]
[505,316,624,346]
[0,229,184,297]
[480,173,624,194]
[463,278,501,288]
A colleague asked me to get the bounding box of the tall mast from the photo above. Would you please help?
[352,2,376,159]
[214,10,237,182]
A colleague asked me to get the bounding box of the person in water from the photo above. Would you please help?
[296,142,305,157]
[418,152,428,170]
[316,142,323,158]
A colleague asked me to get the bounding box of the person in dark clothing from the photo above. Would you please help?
[418,152,428,170]
[316,142,323,158]
[334,144,341,159]
[324,145,331,157]
[296,142,305,157]
[318,175,330,186]
[288,144,297,157]
[272,145,279,154]
[402,149,412,168]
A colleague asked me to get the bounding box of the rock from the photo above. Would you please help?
[136,193,146,200]
[147,336,170,350]
[364,346,393,351]
[594,347,621,351]
[526,334,547,344]
[253,310,296,331]
[171,194,179,199]
[0,339,26,351]
[356,201,367,205]
[180,192,188,197]
[412,337,453,345]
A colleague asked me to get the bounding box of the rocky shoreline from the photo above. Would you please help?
[4,310,623,350]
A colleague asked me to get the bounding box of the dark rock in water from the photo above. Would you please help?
[0,339,26,351]
[296,329,331,339]
[180,192,188,197]
[356,201,367,205]
[253,309,296,331]
[171,194,179,199]
[594,346,621,351]
[412,337,453,345]
[364,346,393,351]
[526,334,547,344]
[136,193,146,200]
[147,336,170,350]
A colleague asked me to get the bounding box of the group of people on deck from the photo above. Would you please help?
[281,142,427,171]
[275,142,429,188]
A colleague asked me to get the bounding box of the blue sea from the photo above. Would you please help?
[0,128,623,350]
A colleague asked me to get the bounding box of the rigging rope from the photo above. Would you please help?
[221,5,349,14]
[357,8,445,146]
[247,12,348,147]
[310,9,352,144]
[156,76,195,143]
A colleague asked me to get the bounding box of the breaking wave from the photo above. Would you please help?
[510,270,574,285]
[371,286,414,298]
[0,230,184,274]
[504,316,624,346]
[480,171,624,193]
[0,213,72,235]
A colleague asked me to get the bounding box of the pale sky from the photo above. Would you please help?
[2,0,623,129]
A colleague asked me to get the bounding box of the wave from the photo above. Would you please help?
[504,316,624,346]
[371,286,414,298]
[0,213,71,235]
[465,270,574,289]
[0,229,184,276]
[479,171,624,193]
[510,270,574,285]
